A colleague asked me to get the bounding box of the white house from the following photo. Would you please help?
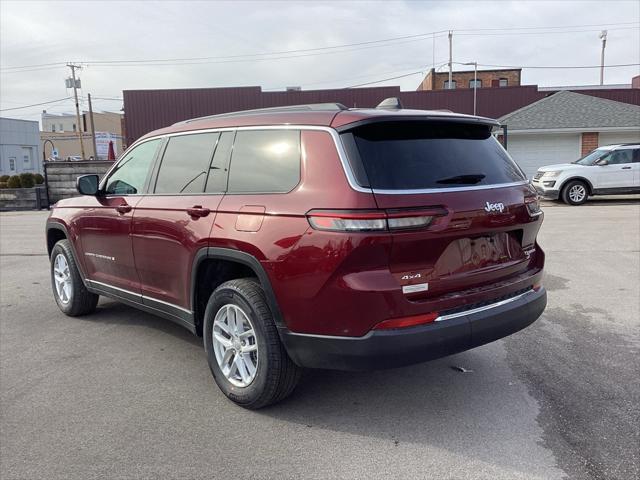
[0,117,42,176]
[500,91,640,178]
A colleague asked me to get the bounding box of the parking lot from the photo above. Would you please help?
[1,200,638,480]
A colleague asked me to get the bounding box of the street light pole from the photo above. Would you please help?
[599,30,607,85]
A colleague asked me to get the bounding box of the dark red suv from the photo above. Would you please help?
[46,101,546,408]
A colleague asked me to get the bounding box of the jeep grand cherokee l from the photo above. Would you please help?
[46,101,546,409]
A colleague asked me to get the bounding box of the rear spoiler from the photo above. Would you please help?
[334,115,501,133]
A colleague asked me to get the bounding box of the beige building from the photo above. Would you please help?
[41,110,124,160]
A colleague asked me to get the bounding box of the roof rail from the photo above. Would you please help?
[175,103,348,125]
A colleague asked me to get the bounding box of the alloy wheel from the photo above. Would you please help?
[53,254,72,305]
[569,184,586,203]
[212,304,259,387]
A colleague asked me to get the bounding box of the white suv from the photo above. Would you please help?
[532,144,640,205]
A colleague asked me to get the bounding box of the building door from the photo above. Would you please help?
[9,157,16,172]
[506,134,581,178]
[21,147,33,170]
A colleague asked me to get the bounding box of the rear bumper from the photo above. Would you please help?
[280,287,546,371]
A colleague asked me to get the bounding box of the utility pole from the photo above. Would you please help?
[448,31,453,89]
[67,63,85,159]
[88,93,98,159]
[599,30,607,85]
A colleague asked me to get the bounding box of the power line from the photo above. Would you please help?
[2,21,637,71]
[346,71,425,88]
[477,62,640,69]
[0,97,72,112]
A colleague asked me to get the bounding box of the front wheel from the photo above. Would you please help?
[50,240,99,316]
[561,180,589,205]
[203,278,301,409]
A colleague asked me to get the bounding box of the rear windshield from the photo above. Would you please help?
[341,121,525,190]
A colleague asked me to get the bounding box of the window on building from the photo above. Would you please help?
[469,79,482,89]
[72,124,77,132]
[444,80,457,89]
[9,158,16,171]
[499,78,508,87]
[105,139,161,195]
[59,124,64,132]
[227,130,301,193]
[51,125,56,132]
[154,132,219,194]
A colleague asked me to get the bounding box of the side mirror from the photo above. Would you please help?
[76,174,100,195]
[595,158,608,166]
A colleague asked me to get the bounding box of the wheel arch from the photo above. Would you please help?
[559,176,594,195]
[190,247,285,336]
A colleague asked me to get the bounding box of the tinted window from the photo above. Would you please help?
[205,131,234,193]
[155,133,218,194]
[605,149,634,165]
[342,122,525,190]
[105,139,160,195]
[227,130,300,193]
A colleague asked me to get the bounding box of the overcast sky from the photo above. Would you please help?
[1,0,639,122]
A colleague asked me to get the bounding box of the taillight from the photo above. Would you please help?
[307,208,447,232]
[373,312,439,330]
[306,210,387,232]
[524,194,542,217]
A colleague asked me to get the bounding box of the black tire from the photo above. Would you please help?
[50,239,99,316]
[561,180,589,206]
[203,278,301,409]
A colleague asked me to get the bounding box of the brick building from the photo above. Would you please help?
[416,68,521,91]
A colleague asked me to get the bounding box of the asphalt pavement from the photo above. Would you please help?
[1,199,638,480]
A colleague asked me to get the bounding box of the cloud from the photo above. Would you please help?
[1,0,638,121]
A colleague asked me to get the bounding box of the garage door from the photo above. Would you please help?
[506,134,581,179]
[599,131,640,146]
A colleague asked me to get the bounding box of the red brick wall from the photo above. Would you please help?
[417,69,521,91]
[581,132,599,155]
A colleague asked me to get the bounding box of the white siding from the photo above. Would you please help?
[506,133,581,178]
[599,131,640,147]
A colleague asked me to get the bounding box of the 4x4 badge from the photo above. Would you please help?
[484,201,505,213]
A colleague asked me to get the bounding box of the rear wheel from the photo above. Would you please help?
[50,240,99,316]
[562,180,589,205]
[203,278,301,409]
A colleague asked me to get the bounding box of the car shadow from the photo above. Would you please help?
[74,298,552,477]
[81,298,202,347]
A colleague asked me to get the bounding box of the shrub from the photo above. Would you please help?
[7,176,21,188]
[0,175,9,182]
[0,181,8,189]
[19,173,35,188]
[34,173,45,184]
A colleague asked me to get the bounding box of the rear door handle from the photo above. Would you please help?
[621,166,632,170]
[187,205,211,218]
[116,203,132,214]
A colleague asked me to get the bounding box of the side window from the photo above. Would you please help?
[154,133,219,194]
[607,149,634,165]
[105,139,161,195]
[227,130,301,193]
[633,149,640,163]
[205,131,234,193]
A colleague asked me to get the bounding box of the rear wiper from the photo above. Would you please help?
[436,174,486,185]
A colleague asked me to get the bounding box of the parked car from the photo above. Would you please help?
[46,101,546,408]
[532,144,640,205]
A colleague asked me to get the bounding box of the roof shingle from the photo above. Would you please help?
[498,90,640,130]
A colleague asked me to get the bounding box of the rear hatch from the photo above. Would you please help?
[339,118,541,300]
